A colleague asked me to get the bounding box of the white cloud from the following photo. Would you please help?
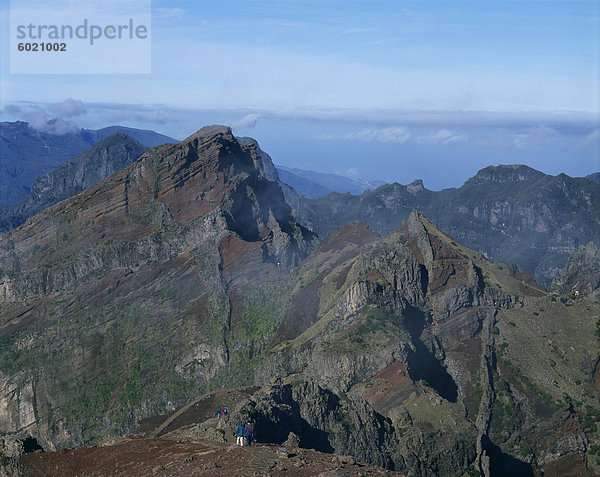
[233,113,261,129]
[512,126,560,149]
[29,116,79,135]
[49,98,86,117]
[342,127,411,143]
[153,7,186,19]
[2,101,598,154]
[575,129,600,152]
[427,129,468,144]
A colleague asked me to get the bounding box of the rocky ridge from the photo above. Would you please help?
[293,164,600,285]
[0,120,176,205]
[0,125,315,451]
[0,128,598,476]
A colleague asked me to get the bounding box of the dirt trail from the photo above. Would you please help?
[149,394,212,438]
[136,387,258,438]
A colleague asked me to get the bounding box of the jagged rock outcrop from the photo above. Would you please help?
[245,212,561,475]
[236,136,279,182]
[240,211,598,475]
[238,380,402,470]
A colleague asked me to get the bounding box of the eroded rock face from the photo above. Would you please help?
[240,381,402,470]
[552,241,600,297]
[251,212,598,476]
[0,125,316,449]
[0,372,36,434]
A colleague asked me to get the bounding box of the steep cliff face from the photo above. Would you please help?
[0,125,315,450]
[246,212,598,476]
[294,165,600,285]
[551,242,600,297]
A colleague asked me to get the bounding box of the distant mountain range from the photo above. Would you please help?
[236,136,384,198]
[1,120,598,288]
[0,120,176,204]
[293,165,600,285]
[0,133,148,233]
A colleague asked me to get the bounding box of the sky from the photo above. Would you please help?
[1,0,599,189]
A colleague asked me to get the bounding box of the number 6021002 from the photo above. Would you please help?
[18,42,67,52]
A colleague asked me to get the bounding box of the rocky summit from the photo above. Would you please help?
[0,127,598,476]
[0,125,315,448]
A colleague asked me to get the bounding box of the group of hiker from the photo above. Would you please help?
[214,404,255,446]
[235,420,255,446]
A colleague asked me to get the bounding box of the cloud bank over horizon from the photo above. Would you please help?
[2,99,598,190]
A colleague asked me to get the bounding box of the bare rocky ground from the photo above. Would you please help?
[19,387,403,476]
[21,438,403,476]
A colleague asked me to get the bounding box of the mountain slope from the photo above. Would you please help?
[244,212,598,475]
[0,133,148,233]
[294,165,600,284]
[276,168,335,198]
[0,121,176,204]
[276,165,385,196]
[0,131,598,476]
[0,125,315,450]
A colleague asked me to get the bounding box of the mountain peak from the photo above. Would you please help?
[466,164,545,185]
[407,179,425,194]
[237,136,280,182]
[184,125,233,143]
[0,125,315,292]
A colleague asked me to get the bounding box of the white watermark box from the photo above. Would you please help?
[10,0,151,74]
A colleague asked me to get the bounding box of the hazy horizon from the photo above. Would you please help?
[1,0,598,190]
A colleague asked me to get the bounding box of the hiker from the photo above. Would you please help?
[244,420,254,446]
[223,406,229,416]
[216,408,221,418]
[235,422,245,446]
